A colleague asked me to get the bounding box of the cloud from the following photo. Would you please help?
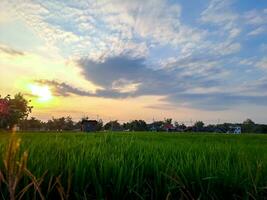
[75,55,267,110]
[111,79,141,93]
[256,58,267,69]
[77,55,184,97]
[3,0,207,60]
[248,26,266,36]
[0,44,24,56]
[244,9,267,25]
[2,0,267,114]
[36,54,223,101]
[145,103,177,111]
[200,0,239,37]
[35,80,93,97]
[165,92,267,110]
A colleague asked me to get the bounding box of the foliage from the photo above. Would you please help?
[0,93,32,129]
[242,118,256,133]
[194,121,205,130]
[164,118,172,125]
[46,116,75,131]
[0,133,70,199]
[0,132,266,199]
[96,119,103,131]
[19,117,44,131]
[123,120,147,131]
[104,120,121,131]
[149,121,164,131]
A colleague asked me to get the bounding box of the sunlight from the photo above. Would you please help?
[29,84,52,102]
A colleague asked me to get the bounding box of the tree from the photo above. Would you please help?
[242,118,255,133]
[174,121,187,130]
[243,118,255,125]
[45,116,75,131]
[0,93,32,129]
[96,119,103,131]
[194,121,204,131]
[123,120,147,131]
[19,117,44,131]
[164,118,172,125]
[64,116,75,130]
[174,121,179,128]
[104,120,121,131]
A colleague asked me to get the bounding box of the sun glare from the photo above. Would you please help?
[29,84,52,102]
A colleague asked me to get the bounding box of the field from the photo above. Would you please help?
[0,132,267,200]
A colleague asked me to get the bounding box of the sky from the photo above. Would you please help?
[0,0,267,124]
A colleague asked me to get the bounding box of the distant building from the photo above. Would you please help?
[81,120,98,132]
[162,124,175,132]
[227,126,241,134]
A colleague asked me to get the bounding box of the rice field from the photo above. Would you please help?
[0,132,267,199]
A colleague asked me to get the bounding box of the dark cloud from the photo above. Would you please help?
[0,46,24,56]
[165,92,267,110]
[35,80,93,97]
[35,80,135,99]
[78,55,218,96]
[145,104,177,110]
[37,55,267,110]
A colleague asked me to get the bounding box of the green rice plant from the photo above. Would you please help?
[0,133,29,200]
[0,132,266,199]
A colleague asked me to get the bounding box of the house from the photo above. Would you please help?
[227,126,241,134]
[81,120,98,132]
[162,124,175,132]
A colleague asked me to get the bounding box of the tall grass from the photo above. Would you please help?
[0,132,267,199]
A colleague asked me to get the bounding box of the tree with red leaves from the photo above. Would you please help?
[0,93,32,130]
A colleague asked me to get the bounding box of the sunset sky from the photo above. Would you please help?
[1,0,267,124]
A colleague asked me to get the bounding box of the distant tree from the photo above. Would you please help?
[194,121,204,131]
[242,118,255,133]
[104,120,121,131]
[64,116,75,130]
[174,121,179,128]
[149,121,164,131]
[45,116,75,131]
[254,124,267,134]
[243,118,255,125]
[123,120,147,131]
[178,123,187,130]
[19,117,43,131]
[96,119,103,131]
[0,93,32,129]
[164,118,172,125]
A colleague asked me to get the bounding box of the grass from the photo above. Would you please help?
[0,132,267,199]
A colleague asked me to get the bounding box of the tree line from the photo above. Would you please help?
[1,93,267,133]
[15,117,267,133]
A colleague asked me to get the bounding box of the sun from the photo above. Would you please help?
[29,84,52,102]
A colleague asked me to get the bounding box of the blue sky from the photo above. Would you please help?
[0,0,267,123]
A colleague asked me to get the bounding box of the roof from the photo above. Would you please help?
[81,120,98,124]
[163,124,175,129]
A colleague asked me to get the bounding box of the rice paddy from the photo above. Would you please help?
[0,132,267,199]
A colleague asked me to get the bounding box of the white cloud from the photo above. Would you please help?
[200,0,238,30]
[229,28,241,38]
[248,26,266,36]
[2,0,209,60]
[112,79,141,93]
[256,58,267,69]
[244,10,267,25]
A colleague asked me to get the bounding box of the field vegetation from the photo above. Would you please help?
[0,132,267,199]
